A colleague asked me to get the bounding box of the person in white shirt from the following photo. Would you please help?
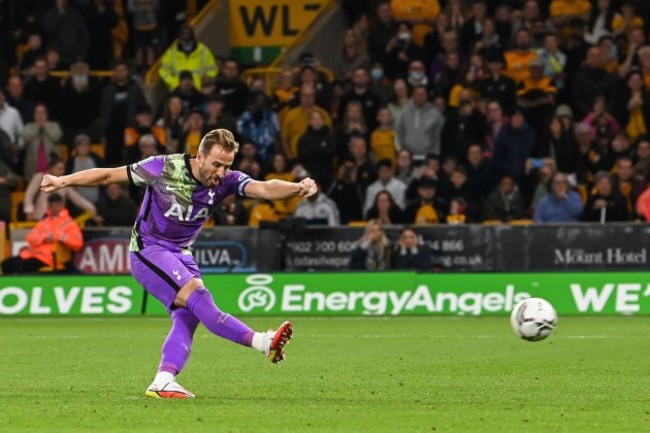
[0,89,24,149]
[363,158,407,214]
[294,182,340,226]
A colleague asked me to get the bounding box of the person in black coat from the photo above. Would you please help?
[297,110,337,191]
[390,226,432,271]
[94,184,137,227]
[582,171,630,222]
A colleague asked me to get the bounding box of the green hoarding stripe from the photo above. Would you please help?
[142,272,650,317]
[4,273,650,317]
[0,276,144,316]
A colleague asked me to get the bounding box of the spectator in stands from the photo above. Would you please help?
[85,0,119,70]
[65,134,102,205]
[237,92,281,164]
[0,158,20,224]
[328,159,364,224]
[533,171,584,223]
[60,59,102,144]
[370,106,397,166]
[23,60,60,121]
[369,62,393,104]
[42,0,89,68]
[368,2,398,64]
[178,109,205,156]
[441,90,487,161]
[387,78,410,125]
[203,94,237,135]
[385,21,427,81]
[396,85,445,161]
[1,193,84,274]
[536,33,567,90]
[23,157,96,221]
[493,108,536,181]
[138,134,160,159]
[94,184,137,226]
[617,70,650,143]
[549,0,591,40]
[464,143,497,198]
[281,84,333,159]
[0,88,25,153]
[366,189,406,224]
[128,0,160,72]
[516,58,557,137]
[296,110,337,191]
[612,0,644,39]
[20,33,45,76]
[582,95,620,143]
[395,149,416,185]
[333,29,370,82]
[170,70,206,113]
[583,171,629,222]
[404,176,447,224]
[585,0,615,45]
[338,67,382,131]
[123,104,165,163]
[391,0,440,47]
[475,50,517,115]
[23,103,62,182]
[293,182,340,226]
[212,58,249,117]
[271,68,300,126]
[572,46,618,119]
[156,95,185,154]
[159,24,217,91]
[483,174,525,222]
[336,100,369,158]
[440,165,480,222]
[459,0,488,49]
[296,59,333,112]
[349,219,391,270]
[100,59,146,166]
[5,76,34,124]
[213,195,247,226]
[364,159,407,215]
[634,137,650,180]
[390,226,432,271]
[504,27,539,85]
[544,115,579,179]
[614,156,646,218]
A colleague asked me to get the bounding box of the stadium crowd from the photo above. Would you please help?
[2,0,650,233]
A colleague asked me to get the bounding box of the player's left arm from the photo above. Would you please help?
[244,177,317,201]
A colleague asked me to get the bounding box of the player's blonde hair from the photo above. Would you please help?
[198,129,239,155]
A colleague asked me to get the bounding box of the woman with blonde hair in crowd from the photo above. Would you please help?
[349,219,391,270]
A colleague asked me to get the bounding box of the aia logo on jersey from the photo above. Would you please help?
[164,204,210,222]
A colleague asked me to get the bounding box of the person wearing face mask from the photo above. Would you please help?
[368,62,393,103]
[385,21,426,80]
[159,24,218,91]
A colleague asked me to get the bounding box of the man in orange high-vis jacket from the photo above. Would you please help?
[1,193,83,274]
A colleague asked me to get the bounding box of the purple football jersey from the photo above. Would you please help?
[127,154,251,252]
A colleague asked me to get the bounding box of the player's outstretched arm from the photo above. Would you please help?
[245,177,317,201]
[41,166,130,193]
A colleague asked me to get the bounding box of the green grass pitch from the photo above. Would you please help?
[2,316,650,432]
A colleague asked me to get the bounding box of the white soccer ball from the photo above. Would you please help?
[510,297,558,341]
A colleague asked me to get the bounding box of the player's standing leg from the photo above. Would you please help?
[146,308,199,399]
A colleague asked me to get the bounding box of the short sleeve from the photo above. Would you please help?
[128,156,165,187]
[226,170,252,197]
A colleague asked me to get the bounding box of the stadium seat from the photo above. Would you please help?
[91,144,105,159]
[58,144,69,162]
[509,219,534,225]
[347,221,368,227]
[10,191,25,222]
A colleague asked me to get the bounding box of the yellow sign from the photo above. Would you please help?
[229,0,332,47]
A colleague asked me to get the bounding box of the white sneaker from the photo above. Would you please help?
[145,379,195,399]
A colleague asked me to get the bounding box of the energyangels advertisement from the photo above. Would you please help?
[2,273,650,316]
